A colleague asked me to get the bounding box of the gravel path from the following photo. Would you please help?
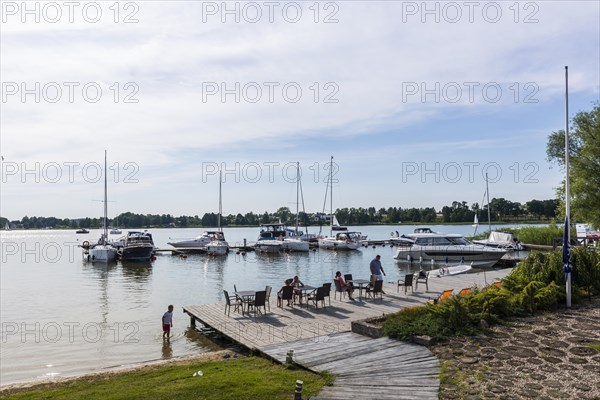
[431,299,600,400]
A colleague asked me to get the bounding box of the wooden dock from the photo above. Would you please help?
[183,270,509,399]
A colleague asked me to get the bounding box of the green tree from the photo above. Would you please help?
[547,104,600,228]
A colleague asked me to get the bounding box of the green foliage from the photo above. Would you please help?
[547,104,600,228]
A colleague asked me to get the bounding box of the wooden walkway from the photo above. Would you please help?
[262,332,440,399]
[183,269,510,399]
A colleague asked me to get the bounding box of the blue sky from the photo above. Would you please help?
[1,1,599,219]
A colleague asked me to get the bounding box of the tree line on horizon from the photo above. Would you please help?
[1,198,559,230]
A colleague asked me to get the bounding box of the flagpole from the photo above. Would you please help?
[565,66,572,308]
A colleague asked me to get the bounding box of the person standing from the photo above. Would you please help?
[370,255,386,281]
[162,305,174,339]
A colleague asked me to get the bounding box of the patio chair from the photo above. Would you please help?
[415,270,429,291]
[322,282,332,306]
[493,281,502,288]
[428,289,453,305]
[459,287,472,296]
[277,285,294,308]
[333,279,346,300]
[265,285,272,312]
[223,289,242,317]
[248,290,267,316]
[397,273,414,294]
[344,274,353,285]
[366,280,384,301]
[308,287,326,309]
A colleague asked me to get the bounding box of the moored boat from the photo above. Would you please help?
[393,232,507,268]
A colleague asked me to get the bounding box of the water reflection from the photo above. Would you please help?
[161,339,173,359]
[120,261,153,283]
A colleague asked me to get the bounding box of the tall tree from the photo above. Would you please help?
[547,104,600,228]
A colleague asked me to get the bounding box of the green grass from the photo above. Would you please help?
[588,344,600,353]
[1,357,332,400]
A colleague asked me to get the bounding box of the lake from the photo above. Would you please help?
[0,224,537,385]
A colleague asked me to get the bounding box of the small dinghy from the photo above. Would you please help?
[436,263,473,277]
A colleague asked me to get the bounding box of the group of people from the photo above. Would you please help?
[334,254,386,300]
[164,255,388,335]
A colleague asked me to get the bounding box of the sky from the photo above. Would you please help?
[1,1,599,220]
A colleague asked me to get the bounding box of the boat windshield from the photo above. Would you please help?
[448,237,471,245]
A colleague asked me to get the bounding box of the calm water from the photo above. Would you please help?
[0,224,536,385]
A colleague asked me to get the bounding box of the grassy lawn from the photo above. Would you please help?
[1,356,332,400]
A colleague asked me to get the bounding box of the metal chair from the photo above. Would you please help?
[344,274,353,283]
[366,280,384,301]
[333,279,346,300]
[277,285,294,308]
[397,273,414,294]
[248,290,267,315]
[223,289,242,316]
[308,287,326,309]
[322,282,332,306]
[415,270,429,291]
[265,285,272,312]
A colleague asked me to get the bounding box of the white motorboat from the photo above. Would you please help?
[393,232,507,268]
[282,228,310,252]
[318,156,362,251]
[473,231,523,251]
[435,263,473,277]
[168,231,224,249]
[110,227,122,235]
[86,151,117,263]
[255,223,285,253]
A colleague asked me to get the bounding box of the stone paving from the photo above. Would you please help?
[431,299,600,400]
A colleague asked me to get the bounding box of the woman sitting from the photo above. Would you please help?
[334,271,355,300]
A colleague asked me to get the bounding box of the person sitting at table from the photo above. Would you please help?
[278,279,293,306]
[334,271,355,301]
[289,275,304,304]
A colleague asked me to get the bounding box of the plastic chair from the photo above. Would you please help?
[459,287,472,296]
[428,289,453,305]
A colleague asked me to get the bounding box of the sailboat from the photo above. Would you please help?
[318,156,362,250]
[281,162,310,252]
[206,171,229,256]
[472,173,522,251]
[87,151,118,262]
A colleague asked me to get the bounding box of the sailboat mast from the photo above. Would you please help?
[103,150,108,242]
[485,172,491,233]
[329,156,333,237]
[295,162,300,235]
[218,170,222,232]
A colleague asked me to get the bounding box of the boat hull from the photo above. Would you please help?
[282,239,310,252]
[255,241,282,253]
[393,246,506,268]
[318,238,360,250]
[89,245,117,262]
[120,244,154,262]
[206,241,229,256]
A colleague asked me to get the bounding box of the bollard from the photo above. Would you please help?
[285,350,294,367]
[294,380,303,400]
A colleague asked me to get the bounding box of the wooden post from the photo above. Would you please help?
[243,238,247,249]
[294,380,303,400]
[190,316,196,328]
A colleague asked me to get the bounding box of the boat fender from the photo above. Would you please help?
[82,241,90,248]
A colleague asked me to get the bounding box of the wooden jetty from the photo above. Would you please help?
[183,270,510,398]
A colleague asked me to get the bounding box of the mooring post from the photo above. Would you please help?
[294,380,303,400]
[285,350,294,367]
[190,316,195,328]
[243,238,247,249]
